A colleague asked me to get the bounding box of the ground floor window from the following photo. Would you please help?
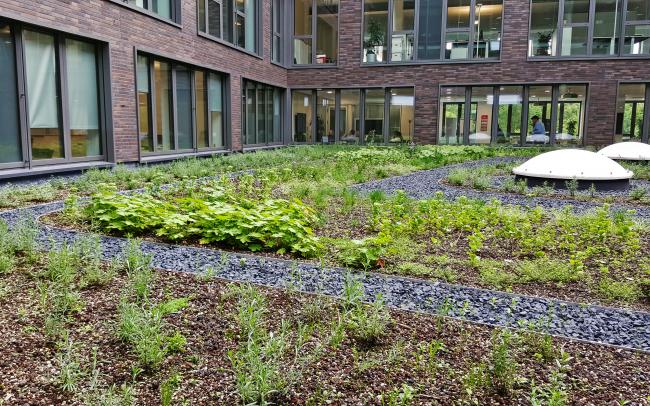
[137,53,227,155]
[616,83,649,143]
[439,83,587,146]
[242,80,283,146]
[0,21,108,168]
[291,87,414,144]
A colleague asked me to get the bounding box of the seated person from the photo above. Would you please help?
[340,129,359,143]
[530,115,548,143]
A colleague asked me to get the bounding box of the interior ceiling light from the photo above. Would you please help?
[598,141,650,161]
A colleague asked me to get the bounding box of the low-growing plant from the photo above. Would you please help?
[488,330,518,395]
[629,186,647,201]
[160,372,182,406]
[380,383,416,406]
[597,277,642,302]
[344,294,392,345]
[56,336,85,393]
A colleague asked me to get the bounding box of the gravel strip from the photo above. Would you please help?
[351,157,650,219]
[2,201,649,352]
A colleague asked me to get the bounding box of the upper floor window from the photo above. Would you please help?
[197,0,260,54]
[293,0,339,65]
[529,0,650,57]
[272,0,283,63]
[363,0,502,64]
[126,0,180,22]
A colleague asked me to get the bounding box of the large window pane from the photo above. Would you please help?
[273,89,283,143]
[207,0,222,38]
[316,90,335,143]
[474,0,502,58]
[389,88,414,143]
[154,60,174,151]
[266,87,274,144]
[176,66,193,150]
[497,86,524,145]
[530,0,559,56]
[209,74,224,148]
[561,25,589,55]
[365,89,385,143]
[469,87,493,145]
[24,30,63,160]
[0,25,22,164]
[391,33,415,61]
[393,0,415,31]
[592,0,621,55]
[257,86,266,144]
[564,0,590,24]
[439,86,466,145]
[292,90,312,142]
[526,85,552,144]
[624,25,650,55]
[295,0,312,36]
[223,0,234,42]
[246,84,257,144]
[555,84,586,144]
[152,0,172,19]
[294,38,312,64]
[244,0,256,52]
[66,39,101,157]
[317,0,338,63]
[417,0,443,60]
[445,31,469,59]
[627,0,650,21]
[339,90,360,143]
[616,84,646,141]
[196,71,209,148]
[363,0,388,63]
[447,0,471,29]
[137,55,152,152]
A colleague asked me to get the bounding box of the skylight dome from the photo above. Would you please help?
[598,142,650,161]
[512,149,634,190]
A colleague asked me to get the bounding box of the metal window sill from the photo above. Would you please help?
[0,161,114,181]
[140,149,230,164]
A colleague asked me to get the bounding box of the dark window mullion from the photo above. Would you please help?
[643,83,650,143]
[463,86,471,144]
[550,84,559,145]
[311,0,317,64]
[57,33,72,161]
[149,59,158,152]
[171,65,179,151]
[490,86,500,144]
[14,24,30,166]
[520,85,529,146]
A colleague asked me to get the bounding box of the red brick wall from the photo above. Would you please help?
[0,0,287,162]
[287,0,650,146]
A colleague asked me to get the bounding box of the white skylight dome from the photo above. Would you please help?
[513,150,633,181]
[598,142,650,161]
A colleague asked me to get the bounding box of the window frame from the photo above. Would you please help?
[291,0,340,66]
[0,20,110,171]
[272,0,284,64]
[107,0,182,26]
[528,0,650,59]
[615,81,650,143]
[135,51,230,159]
[241,79,286,148]
[197,0,262,56]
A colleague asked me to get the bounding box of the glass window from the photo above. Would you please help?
[154,60,174,151]
[592,0,621,55]
[66,39,101,157]
[339,90,360,143]
[363,0,389,63]
[0,24,22,164]
[526,85,552,145]
[417,0,443,59]
[316,90,335,143]
[294,38,313,64]
[529,0,559,56]
[624,24,650,55]
[24,30,63,160]
[616,84,646,141]
[626,0,650,21]
[496,86,524,145]
[439,86,466,145]
[561,25,589,55]
[243,81,283,146]
[389,88,414,143]
[469,87,494,145]
[128,0,175,20]
[365,89,385,143]
[176,66,193,150]
[273,89,283,143]
[196,71,209,149]
[295,0,312,36]
[208,74,225,148]
[272,0,283,63]
[447,0,471,29]
[137,55,153,152]
[207,0,222,38]
[245,84,256,145]
[445,32,470,59]
[316,0,338,64]
[474,0,503,58]
[198,0,258,53]
[555,84,586,144]
[257,86,266,144]
[292,90,313,142]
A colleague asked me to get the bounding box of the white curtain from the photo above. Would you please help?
[24,30,59,129]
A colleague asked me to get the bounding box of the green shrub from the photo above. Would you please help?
[333,235,390,270]
[597,278,642,302]
[516,258,583,284]
[344,294,392,345]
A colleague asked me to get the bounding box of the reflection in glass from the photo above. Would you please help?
[439,87,466,145]
[555,84,586,144]
[561,25,588,55]
[294,38,312,64]
[626,0,650,21]
[624,25,650,55]
[137,55,152,152]
[391,33,414,61]
[24,30,63,160]
[317,0,338,63]
[418,0,443,60]
[292,90,313,142]
[447,0,471,29]
[176,66,193,150]
[273,89,283,143]
[294,0,312,35]
[208,74,224,147]
[154,60,174,151]
[152,0,172,19]
[497,86,524,145]
[207,0,221,38]
[592,0,621,55]
[257,86,266,144]
[316,90,335,143]
[246,84,256,144]
[0,24,22,164]
[196,71,208,148]
[66,39,101,157]
[526,85,552,144]
[469,87,493,145]
[363,0,388,63]
[474,0,502,58]
[365,89,385,143]
[389,88,414,143]
[244,0,256,52]
[529,0,559,56]
[616,84,646,141]
[339,90,360,143]
[564,0,590,24]
[445,31,470,59]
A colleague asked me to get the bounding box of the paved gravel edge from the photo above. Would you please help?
[351,157,650,219]
[1,199,649,352]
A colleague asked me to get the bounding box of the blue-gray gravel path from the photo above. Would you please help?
[1,198,649,352]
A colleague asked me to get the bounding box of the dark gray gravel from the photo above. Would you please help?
[351,157,650,219]
[1,200,649,352]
